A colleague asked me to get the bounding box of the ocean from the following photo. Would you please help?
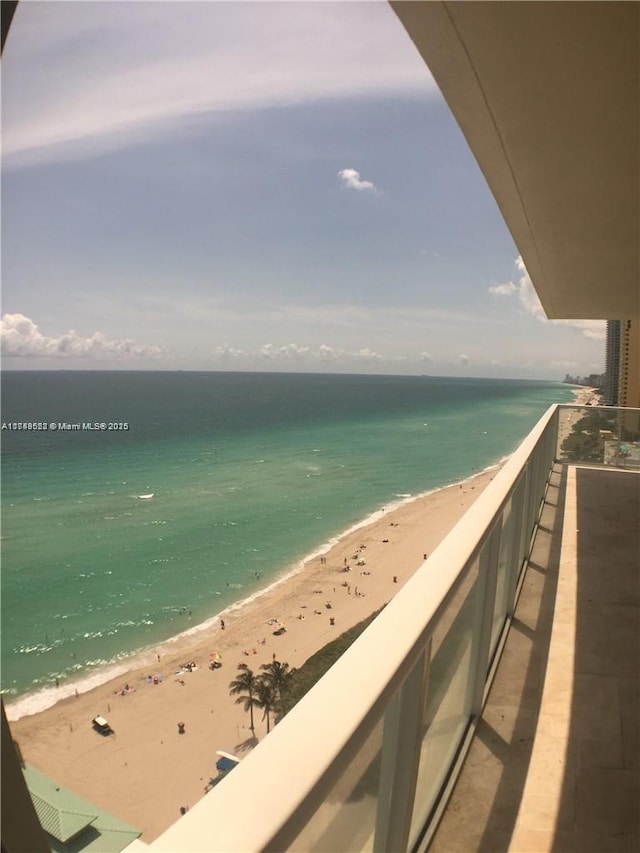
[1,371,574,716]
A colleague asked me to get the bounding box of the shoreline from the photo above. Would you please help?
[558,386,601,449]
[569,385,600,405]
[5,458,507,723]
[10,463,501,842]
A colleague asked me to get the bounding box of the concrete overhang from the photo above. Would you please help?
[391,1,639,320]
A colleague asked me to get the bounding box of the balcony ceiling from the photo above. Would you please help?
[391,1,639,320]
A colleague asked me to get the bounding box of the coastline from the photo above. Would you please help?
[558,386,600,449]
[5,459,507,723]
[9,463,500,842]
[568,385,600,406]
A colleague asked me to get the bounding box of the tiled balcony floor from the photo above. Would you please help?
[430,464,639,853]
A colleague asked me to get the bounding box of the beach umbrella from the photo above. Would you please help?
[216,750,241,764]
[216,757,237,772]
[215,750,241,773]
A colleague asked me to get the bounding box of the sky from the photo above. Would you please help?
[1,0,606,379]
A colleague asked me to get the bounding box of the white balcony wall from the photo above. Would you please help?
[148,405,638,853]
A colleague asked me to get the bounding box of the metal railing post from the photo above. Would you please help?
[466,520,502,718]
[374,646,430,853]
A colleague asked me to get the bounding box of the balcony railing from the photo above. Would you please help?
[68,404,631,852]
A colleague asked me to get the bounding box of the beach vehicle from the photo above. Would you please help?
[91,715,114,736]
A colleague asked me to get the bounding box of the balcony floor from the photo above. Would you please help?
[430,464,639,853]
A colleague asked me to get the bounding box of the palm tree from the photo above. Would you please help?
[228,666,258,733]
[259,660,295,719]
[254,677,277,733]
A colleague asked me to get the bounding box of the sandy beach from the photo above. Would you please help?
[557,386,601,451]
[10,467,499,842]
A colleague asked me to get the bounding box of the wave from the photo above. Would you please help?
[3,654,155,721]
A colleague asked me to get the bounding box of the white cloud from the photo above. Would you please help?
[258,341,382,363]
[280,343,310,359]
[564,321,606,340]
[489,257,606,340]
[488,282,517,296]
[354,348,383,361]
[260,342,309,360]
[213,344,245,358]
[3,3,436,168]
[318,345,337,360]
[459,353,470,365]
[0,313,161,359]
[420,351,433,362]
[337,168,378,193]
[514,257,547,321]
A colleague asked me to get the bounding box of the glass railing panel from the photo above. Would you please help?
[557,406,605,462]
[286,715,384,852]
[614,408,640,467]
[408,553,481,844]
[557,406,640,467]
[490,495,511,654]
[151,405,563,853]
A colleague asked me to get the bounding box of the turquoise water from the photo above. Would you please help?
[1,371,574,709]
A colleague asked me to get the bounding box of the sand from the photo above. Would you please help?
[9,468,499,842]
[558,386,601,451]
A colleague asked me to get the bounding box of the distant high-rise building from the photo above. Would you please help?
[618,318,640,409]
[604,317,640,412]
[604,320,621,405]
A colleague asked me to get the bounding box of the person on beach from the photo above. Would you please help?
[220,619,225,630]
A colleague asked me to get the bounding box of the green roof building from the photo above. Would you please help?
[22,765,142,853]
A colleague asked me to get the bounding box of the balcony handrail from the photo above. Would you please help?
[152,405,560,853]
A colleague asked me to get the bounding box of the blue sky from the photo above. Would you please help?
[1,1,605,378]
